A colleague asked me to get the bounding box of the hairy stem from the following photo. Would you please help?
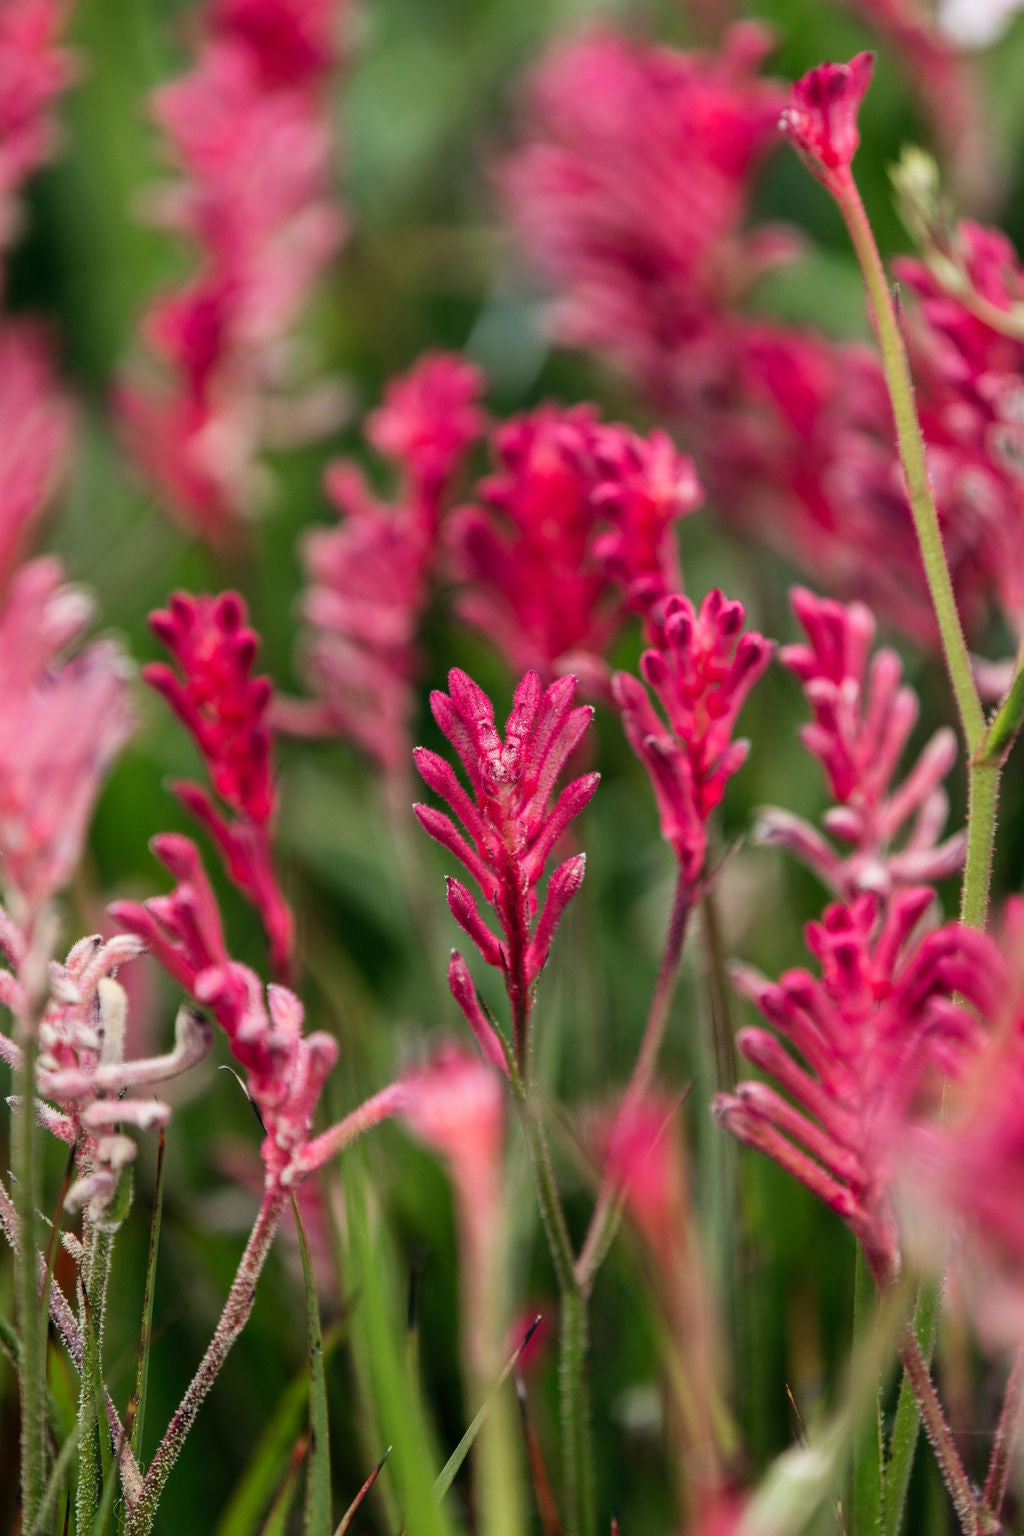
[575,871,693,1291]
[13,1024,45,1530]
[511,1069,594,1536]
[984,1344,1024,1523]
[122,1185,287,1536]
[897,1329,994,1535]
[834,172,984,753]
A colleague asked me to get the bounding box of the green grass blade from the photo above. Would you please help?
[851,1247,884,1536]
[882,1278,941,1536]
[130,1131,166,1464]
[212,1321,347,1536]
[26,1417,83,1536]
[433,1317,541,1504]
[333,1447,391,1536]
[259,1439,308,1536]
[292,1196,332,1536]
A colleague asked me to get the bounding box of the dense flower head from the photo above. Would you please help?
[280,354,485,774]
[501,23,787,401]
[0,322,75,595]
[209,0,343,92]
[450,405,700,684]
[0,0,76,252]
[613,590,771,884]
[413,667,598,1064]
[0,559,134,919]
[110,834,353,1190]
[780,52,874,189]
[717,888,995,1280]
[754,588,965,898]
[144,590,293,976]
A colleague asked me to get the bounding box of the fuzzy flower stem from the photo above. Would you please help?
[575,871,694,1292]
[123,1186,288,1536]
[14,1022,45,1529]
[983,1344,1024,1523]
[833,173,984,756]
[509,1063,594,1536]
[897,1328,994,1535]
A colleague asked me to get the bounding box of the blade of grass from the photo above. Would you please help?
[344,1162,455,1536]
[851,1247,884,1536]
[212,1320,348,1536]
[292,1196,332,1536]
[130,1131,166,1465]
[882,1278,941,1536]
[333,1446,392,1536]
[433,1316,541,1504]
[259,1437,309,1536]
[26,1417,83,1536]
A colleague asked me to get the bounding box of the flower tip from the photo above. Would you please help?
[782,50,875,185]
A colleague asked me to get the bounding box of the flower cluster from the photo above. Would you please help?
[0,559,134,920]
[413,668,598,1067]
[118,0,348,542]
[144,590,293,976]
[450,405,701,686]
[753,588,965,898]
[614,590,771,885]
[717,889,993,1281]
[280,353,485,775]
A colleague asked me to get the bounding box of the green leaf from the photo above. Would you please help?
[433,1317,541,1504]
[882,1278,941,1536]
[850,1247,884,1536]
[293,1196,332,1536]
[259,1439,308,1536]
[212,1322,348,1536]
[130,1131,166,1464]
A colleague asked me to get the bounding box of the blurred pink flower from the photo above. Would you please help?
[0,559,133,920]
[0,322,75,593]
[278,353,485,775]
[753,587,965,898]
[144,590,294,977]
[717,888,994,1280]
[119,0,347,541]
[413,667,597,1067]
[0,0,76,253]
[613,590,771,885]
[501,23,786,405]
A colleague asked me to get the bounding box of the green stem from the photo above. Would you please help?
[511,1071,594,1536]
[960,759,1000,930]
[851,1248,884,1536]
[14,1025,45,1530]
[834,173,985,754]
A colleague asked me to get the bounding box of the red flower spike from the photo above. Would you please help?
[145,590,293,976]
[447,950,509,1074]
[279,354,484,776]
[589,426,702,617]
[716,888,996,1281]
[0,325,75,597]
[414,668,597,1065]
[754,588,966,899]
[0,0,77,252]
[781,52,875,190]
[614,590,771,884]
[112,834,398,1192]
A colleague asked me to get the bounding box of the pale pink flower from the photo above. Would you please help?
[0,559,133,919]
[613,590,771,885]
[144,590,293,978]
[413,668,597,1068]
[717,889,994,1281]
[753,588,965,898]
